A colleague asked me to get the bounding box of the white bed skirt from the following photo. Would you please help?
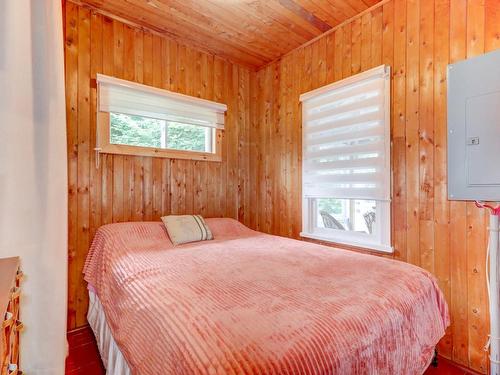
[87,290,132,375]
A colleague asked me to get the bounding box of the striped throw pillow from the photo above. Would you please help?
[161,215,213,245]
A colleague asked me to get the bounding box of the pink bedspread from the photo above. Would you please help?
[84,218,449,375]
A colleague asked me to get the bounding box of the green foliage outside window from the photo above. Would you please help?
[110,113,208,152]
[166,122,206,152]
[110,113,162,148]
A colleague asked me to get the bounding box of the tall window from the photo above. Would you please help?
[300,65,392,253]
[96,74,226,162]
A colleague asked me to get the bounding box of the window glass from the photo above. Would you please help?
[110,113,212,153]
[166,122,210,152]
[316,198,377,234]
[110,113,164,148]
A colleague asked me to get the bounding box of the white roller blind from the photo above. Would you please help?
[300,65,391,201]
[97,74,227,129]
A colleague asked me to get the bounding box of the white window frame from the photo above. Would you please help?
[299,65,392,253]
[302,198,392,253]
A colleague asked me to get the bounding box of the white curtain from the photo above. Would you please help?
[0,1,68,374]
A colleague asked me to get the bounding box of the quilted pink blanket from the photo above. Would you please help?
[84,218,449,375]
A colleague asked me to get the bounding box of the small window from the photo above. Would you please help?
[109,113,214,153]
[300,65,392,253]
[96,74,226,161]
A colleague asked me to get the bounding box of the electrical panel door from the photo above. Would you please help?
[448,49,500,201]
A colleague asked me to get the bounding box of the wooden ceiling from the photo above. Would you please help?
[75,0,383,69]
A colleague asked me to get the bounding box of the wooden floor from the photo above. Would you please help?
[65,326,480,375]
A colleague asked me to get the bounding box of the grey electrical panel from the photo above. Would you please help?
[448,49,500,201]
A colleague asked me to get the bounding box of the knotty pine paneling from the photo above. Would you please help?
[64,2,252,330]
[65,1,500,373]
[75,0,384,68]
[249,1,500,373]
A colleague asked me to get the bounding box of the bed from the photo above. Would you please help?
[84,218,449,375]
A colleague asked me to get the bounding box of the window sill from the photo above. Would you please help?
[300,232,394,254]
[99,144,222,162]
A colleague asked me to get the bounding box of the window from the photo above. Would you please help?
[109,113,213,153]
[96,74,226,161]
[300,65,392,253]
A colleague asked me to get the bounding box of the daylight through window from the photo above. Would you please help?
[300,65,392,253]
[96,74,226,161]
[110,113,213,153]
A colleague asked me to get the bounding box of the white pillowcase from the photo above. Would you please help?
[161,215,213,245]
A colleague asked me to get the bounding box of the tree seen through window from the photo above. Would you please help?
[110,113,209,152]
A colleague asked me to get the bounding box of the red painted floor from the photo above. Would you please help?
[425,357,481,375]
[66,327,105,375]
[65,326,479,375]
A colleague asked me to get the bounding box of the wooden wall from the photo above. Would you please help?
[64,1,252,330]
[249,0,500,373]
[65,0,500,373]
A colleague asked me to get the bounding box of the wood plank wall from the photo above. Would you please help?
[65,0,500,372]
[249,0,500,373]
[64,1,252,330]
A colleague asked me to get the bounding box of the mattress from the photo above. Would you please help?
[84,218,449,375]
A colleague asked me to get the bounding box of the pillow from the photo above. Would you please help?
[161,215,213,245]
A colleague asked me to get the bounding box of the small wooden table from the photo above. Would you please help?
[0,257,22,375]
